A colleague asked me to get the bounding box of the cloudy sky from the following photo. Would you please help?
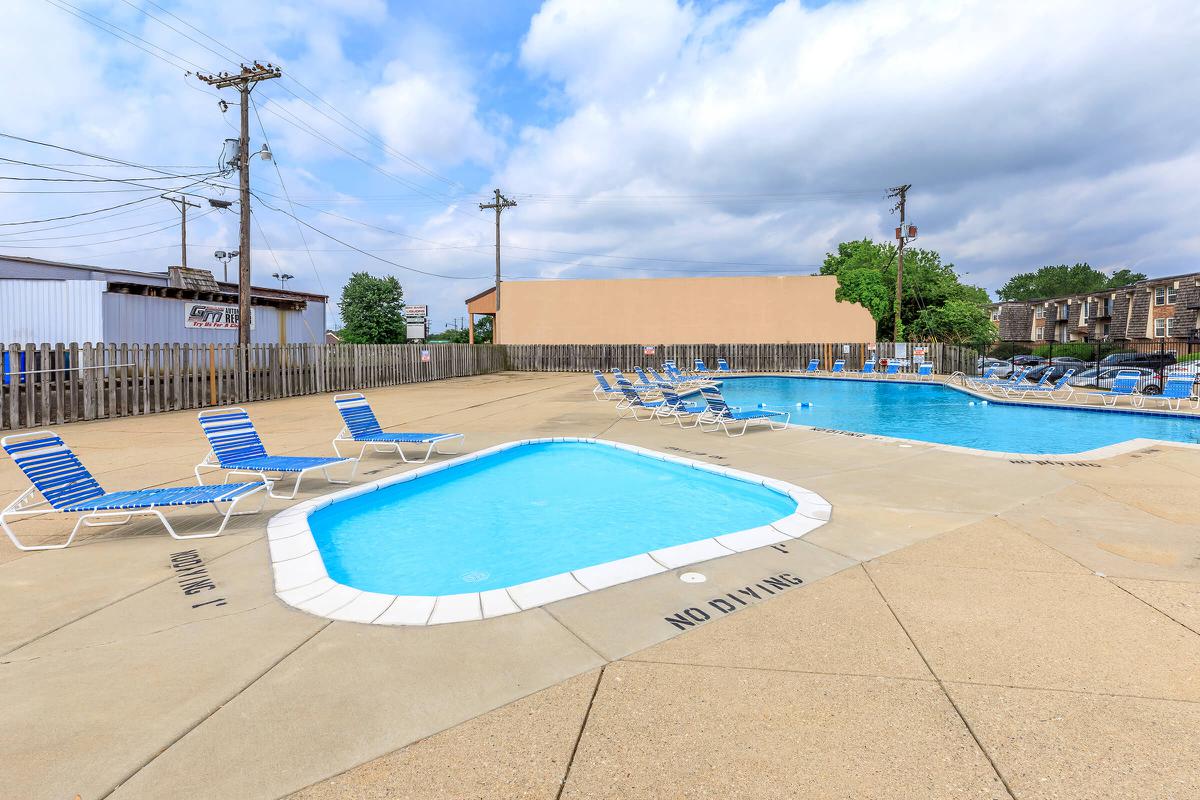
[3,0,1197,332]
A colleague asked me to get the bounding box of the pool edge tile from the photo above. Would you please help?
[428,592,483,624]
[506,573,589,610]
[571,554,666,592]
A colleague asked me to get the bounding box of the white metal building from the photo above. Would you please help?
[0,255,326,345]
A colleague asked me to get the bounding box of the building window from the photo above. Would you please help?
[1035,326,1044,339]
[1102,323,1110,336]
[1155,287,1178,305]
[1154,317,1174,337]
[1035,307,1045,319]
[1104,297,1114,316]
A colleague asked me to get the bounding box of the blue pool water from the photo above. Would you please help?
[308,441,795,595]
[720,376,1200,454]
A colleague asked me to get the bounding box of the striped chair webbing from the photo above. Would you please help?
[700,386,732,417]
[335,396,385,439]
[3,435,105,509]
[199,410,268,463]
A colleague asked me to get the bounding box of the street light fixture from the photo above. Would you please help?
[272,272,294,290]
[214,249,239,283]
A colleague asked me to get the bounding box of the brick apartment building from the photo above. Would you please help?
[988,272,1200,345]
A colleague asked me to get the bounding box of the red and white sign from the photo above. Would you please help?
[643,346,655,356]
[420,349,431,363]
[184,302,254,330]
[406,305,428,317]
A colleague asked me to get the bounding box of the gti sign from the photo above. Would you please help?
[184,302,255,330]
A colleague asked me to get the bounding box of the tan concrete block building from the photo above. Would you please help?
[465,275,875,345]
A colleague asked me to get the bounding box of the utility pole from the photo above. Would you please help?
[197,63,282,345]
[887,184,913,341]
[163,195,200,267]
[479,188,516,343]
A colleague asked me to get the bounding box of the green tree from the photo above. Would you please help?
[909,299,997,345]
[429,316,492,345]
[996,263,1147,301]
[472,315,493,344]
[821,238,989,341]
[337,272,406,344]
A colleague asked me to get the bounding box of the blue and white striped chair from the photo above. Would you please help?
[883,361,900,377]
[800,358,820,373]
[831,359,846,374]
[694,359,713,374]
[697,385,790,437]
[1138,374,1199,411]
[1092,370,1143,407]
[2,431,266,550]
[716,358,739,373]
[592,370,624,400]
[617,386,668,421]
[332,393,463,465]
[916,363,934,380]
[195,407,354,499]
[658,387,707,428]
[860,359,876,375]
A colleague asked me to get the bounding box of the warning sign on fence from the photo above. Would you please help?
[420,349,430,363]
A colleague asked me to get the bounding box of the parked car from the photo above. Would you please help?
[1099,351,1177,371]
[1048,356,1087,367]
[1069,366,1163,394]
[1010,355,1047,367]
[1024,364,1075,383]
[976,357,1014,378]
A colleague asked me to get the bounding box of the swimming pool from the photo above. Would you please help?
[267,439,831,625]
[720,376,1200,454]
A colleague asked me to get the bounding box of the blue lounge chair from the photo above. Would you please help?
[1091,370,1142,407]
[1135,374,1198,411]
[859,359,876,375]
[694,359,713,374]
[800,358,820,373]
[831,359,845,374]
[1001,368,1056,399]
[2,431,266,551]
[634,366,672,388]
[964,366,997,389]
[196,407,355,499]
[717,358,737,373]
[916,363,933,380]
[616,386,668,421]
[697,385,790,436]
[981,367,1031,393]
[592,370,625,400]
[647,366,681,385]
[665,362,715,385]
[1009,369,1076,401]
[611,368,657,391]
[332,393,463,465]
[658,387,707,428]
[883,361,900,376]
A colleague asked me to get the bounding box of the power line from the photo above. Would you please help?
[0,209,214,248]
[0,195,162,227]
[254,195,489,281]
[41,0,210,74]
[0,213,190,243]
[250,95,325,293]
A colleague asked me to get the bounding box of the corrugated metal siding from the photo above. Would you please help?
[101,293,325,344]
[0,280,105,343]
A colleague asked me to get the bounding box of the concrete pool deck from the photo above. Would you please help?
[1,371,1197,799]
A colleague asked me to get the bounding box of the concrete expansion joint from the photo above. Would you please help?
[859,565,1020,800]
[555,665,605,800]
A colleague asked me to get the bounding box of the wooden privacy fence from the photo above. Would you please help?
[1,343,506,431]
[504,342,979,376]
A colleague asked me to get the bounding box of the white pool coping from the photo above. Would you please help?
[267,437,832,626]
